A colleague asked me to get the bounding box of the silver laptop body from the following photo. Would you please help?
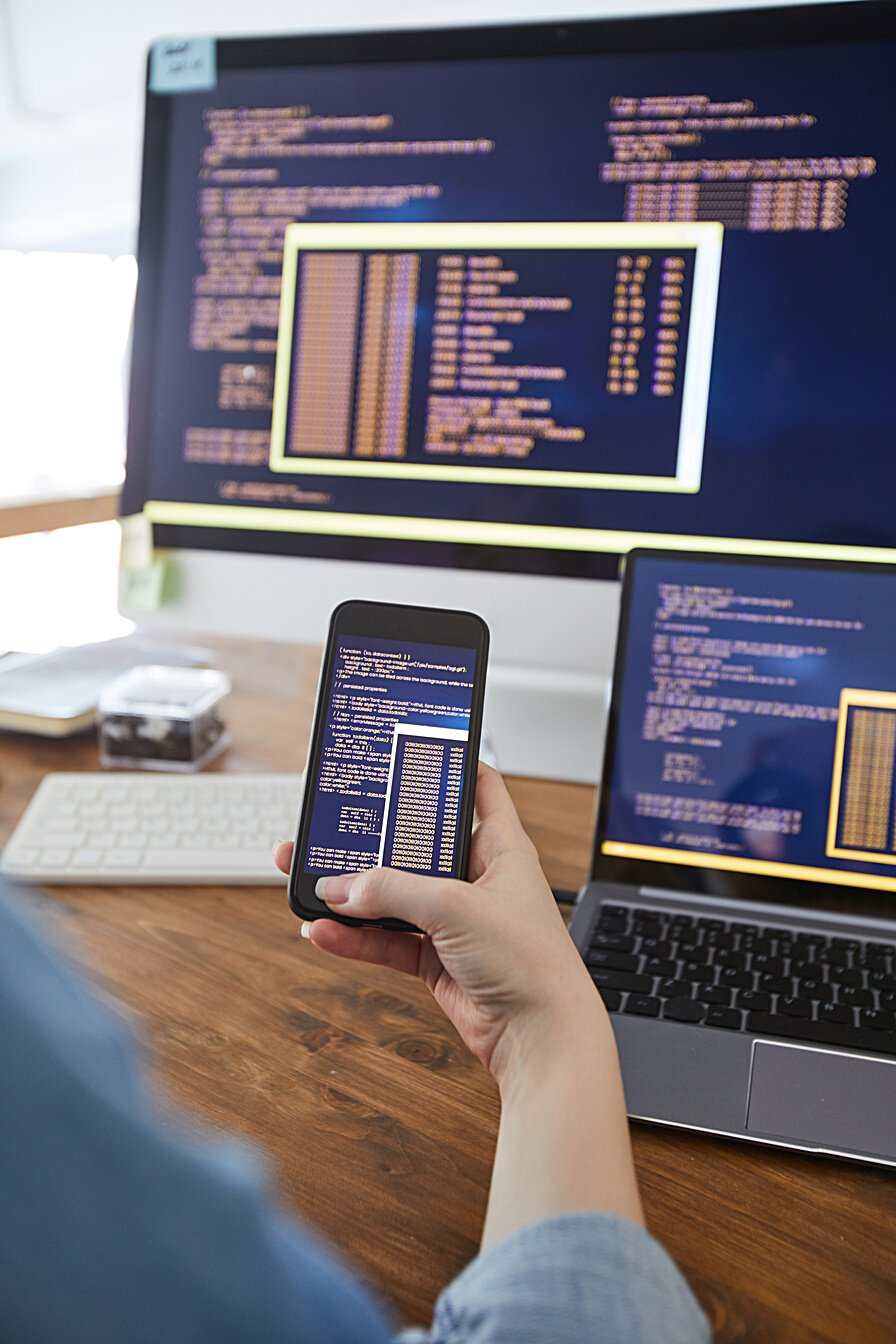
[570,549,896,1167]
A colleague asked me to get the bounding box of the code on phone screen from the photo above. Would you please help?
[305,636,476,876]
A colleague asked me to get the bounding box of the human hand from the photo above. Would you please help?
[273,765,603,1089]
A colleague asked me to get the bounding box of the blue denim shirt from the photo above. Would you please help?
[0,885,709,1343]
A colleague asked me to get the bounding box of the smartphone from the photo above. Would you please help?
[288,600,489,931]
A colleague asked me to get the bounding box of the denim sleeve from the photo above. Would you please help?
[0,887,393,1344]
[394,1213,710,1344]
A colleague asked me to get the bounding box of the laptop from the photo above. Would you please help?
[569,549,896,1167]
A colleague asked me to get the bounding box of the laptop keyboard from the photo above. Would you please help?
[585,903,896,1056]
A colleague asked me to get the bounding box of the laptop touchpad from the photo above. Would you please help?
[746,1041,896,1158]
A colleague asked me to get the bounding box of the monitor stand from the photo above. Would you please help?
[484,664,609,783]
[122,547,619,784]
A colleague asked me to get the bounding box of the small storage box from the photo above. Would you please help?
[97,665,231,771]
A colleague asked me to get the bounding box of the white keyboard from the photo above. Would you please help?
[1,773,303,885]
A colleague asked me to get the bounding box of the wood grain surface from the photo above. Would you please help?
[0,636,893,1341]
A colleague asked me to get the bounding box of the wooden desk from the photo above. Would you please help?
[1,636,893,1342]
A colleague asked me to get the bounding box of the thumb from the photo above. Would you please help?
[317,865,464,933]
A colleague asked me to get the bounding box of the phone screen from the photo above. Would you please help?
[301,627,482,887]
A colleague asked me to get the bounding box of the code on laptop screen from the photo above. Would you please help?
[601,555,896,895]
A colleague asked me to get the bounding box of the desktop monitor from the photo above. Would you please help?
[122,1,896,781]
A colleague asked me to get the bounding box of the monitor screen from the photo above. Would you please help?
[124,3,896,581]
[596,550,896,900]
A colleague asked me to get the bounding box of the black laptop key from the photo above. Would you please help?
[831,937,860,952]
[837,985,873,1009]
[597,912,628,933]
[736,989,770,1012]
[634,915,663,935]
[860,1009,896,1031]
[625,994,661,1018]
[696,985,731,1006]
[639,937,673,958]
[758,974,792,996]
[697,917,725,930]
[677,941,708,962]
[705,1007,742,1030]
[720,967,754,989]
[597,988,622,1012]
[590,969,654,994]
[868,970,896,992]
[747,1012,896,1057]
[644,957,676,978]
[658,978,693,999]
[828,966,862,988]
[586,950,639,973]
[819,947,850,968]
[752,954,787,976]
[818,1003,852,1026]
[668,914,693,930]
[682,961,714,984]
[592,931,636,953]
[716,949,747,971]
[799,978,833,1003]
[882,991,896,1012]
[867,941,896,957]
[663,997,705,1024]
[779,995,812,1018]
[791,959,824,980]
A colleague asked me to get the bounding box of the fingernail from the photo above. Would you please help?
[300,921,312,940]
[272,840,284,856]
[315,875,351,906]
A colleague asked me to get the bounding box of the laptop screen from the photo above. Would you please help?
[595,551,896,901]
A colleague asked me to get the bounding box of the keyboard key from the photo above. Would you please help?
[736,989,770,1012]
[779,996,812,1018]
[589,970,654,995]
[747,1012,896,1056]
[758,975,792,996]
[596,988,622,1012]
[682,962,714,984]
[624,994,661,1018]
[642,956,675,977]
[828,967,862,988]
[752,954,787,976]
[798,978,833,1003]
[586,950,639,972]
[697,917,725,931]
[663,998,705,1024]
[38,849,70,866]
[677,941,707,961]
[860,1009,895,1031]
[705,1007,742,1031]
[639,937,673,958]
[882,992,896,1012]
[696,985,731,1006]
[837,986,873,1009]
[657,978,693,999]
[818,1003,852,1026]
[716,949,747,971]
[720,967,753,990]
[592,932,636,952]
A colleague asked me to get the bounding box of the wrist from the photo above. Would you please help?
[490,988,613,1098]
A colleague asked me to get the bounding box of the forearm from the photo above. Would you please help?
[482,996,644,1252]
